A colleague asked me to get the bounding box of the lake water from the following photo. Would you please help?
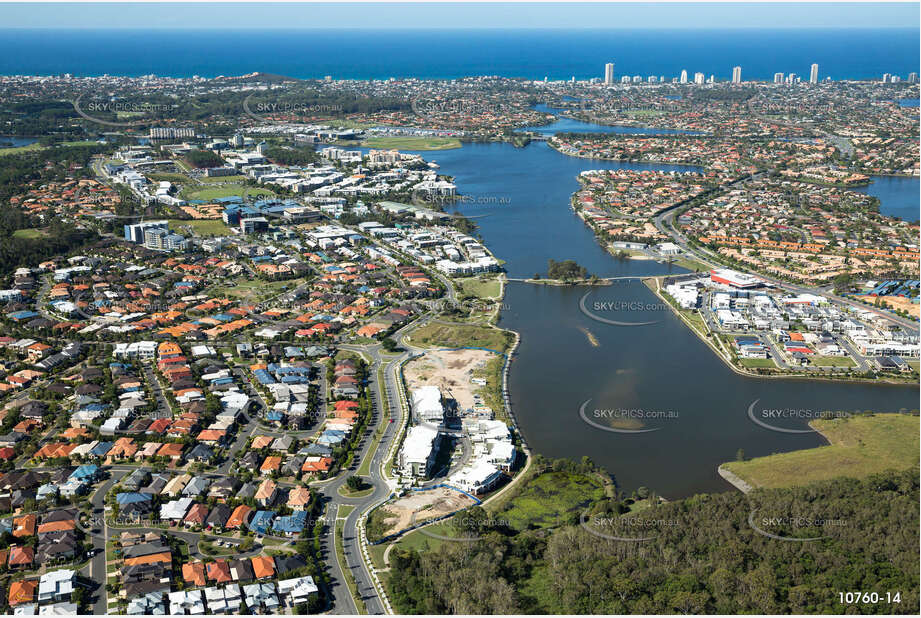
[397,119,918,498]
[0,136,38,148]
[855,175,920,223]
[528,104,699,136]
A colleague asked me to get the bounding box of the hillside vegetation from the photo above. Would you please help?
[387,466,919,614]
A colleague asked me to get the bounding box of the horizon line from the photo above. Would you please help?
[1,25,918,30]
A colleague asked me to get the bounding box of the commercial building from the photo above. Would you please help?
[710,268,762,289]
[124,220,168,244]
[809,63,819,84]
[149,127,194,139]
[144,227,188,252]
[240,217,269,234]
[604,62,615,85]
[694,72,705,85]
[731,66,742,83]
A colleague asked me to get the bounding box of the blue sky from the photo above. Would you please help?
[2,2,919,29]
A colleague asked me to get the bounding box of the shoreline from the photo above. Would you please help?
[546,139,919,180]
[643,275,917,387]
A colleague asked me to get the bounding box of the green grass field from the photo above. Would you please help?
[338,484,374,498]
[182,184,275,201]
[12,228,47,239]
[210,277,306,300]
[723,413,919,489]
[408,322,511,352]
[166,219,231,237]
[392,520,456,553]
[360,137,462,150]
[671,255,711,272]
[0,140,99,157]
[0,142,45,156]
[198,174,247,183]
[740,357,778,369]
[811,355,857,368]
[60,140,102,147]
[368,542,389,571]
[457,276,502,299]
[496,470,606,530]
[146,172,195,184]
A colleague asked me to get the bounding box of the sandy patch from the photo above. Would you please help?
[404,348,496,411]
[380,486,476,536]
[856,294,919,319]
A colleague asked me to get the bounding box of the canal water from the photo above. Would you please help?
[399,117,919,498]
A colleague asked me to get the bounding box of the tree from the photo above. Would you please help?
[380,337,398,352]
[346,476,364,491]
[547,259,589,281]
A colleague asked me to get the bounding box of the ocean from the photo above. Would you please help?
[0,28,918,80]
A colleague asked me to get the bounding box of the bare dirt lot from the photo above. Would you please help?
[380,487,476,536]
[404,348,496,411]
[855,294,919,319]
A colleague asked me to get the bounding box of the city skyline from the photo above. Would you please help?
[600,61,881,84]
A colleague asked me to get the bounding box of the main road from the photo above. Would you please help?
[316,303,443,614]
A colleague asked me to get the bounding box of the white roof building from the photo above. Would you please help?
[168,589,205,615]
[37,602,79,615]
[112,341,158,360]
[411,386,443,423]
[37,570,75,603]
[448,460,504,495]
[242,582,279,611]
[277,576,319,605]
[398,424,440,478]
[160,497,194,521]
[127,591,166,615]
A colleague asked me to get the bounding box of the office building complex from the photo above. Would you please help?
[149,127,194,139]
[143,227,188,252]
[124,220,168,244]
